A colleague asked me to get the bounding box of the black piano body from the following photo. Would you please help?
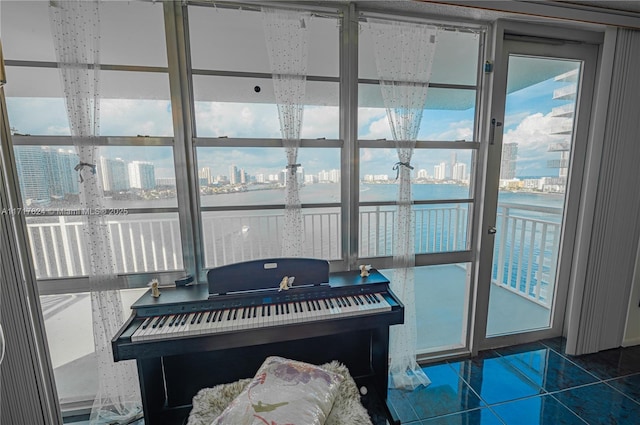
[112,258,404,424]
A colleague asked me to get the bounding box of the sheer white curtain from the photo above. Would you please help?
[262,7,310,257]
[368,18,438,390]
[49,1,141,423]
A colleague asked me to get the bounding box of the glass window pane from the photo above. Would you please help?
[6,66,70,136]
[197,147,340,206]
[360,149,473,202]
[6,68,173,137]
[193,75,338,138]
[202,207,341,268]
[2,1,57,62]
[1,1,166,66]
[101,71,173,137]
[27,213,182,279]
[359,203,470,257]
[189,6,339,77]
[381,264,471,353]
[13,145,177,209]
[100,1,167,67]
[359,24,480,85]
[359,86,476,140]
[43,289,146,405]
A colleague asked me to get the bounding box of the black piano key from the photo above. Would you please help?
[190,313,198,325]
[241,308,246,319]
[307,300,313,311]
[286,303,290,314]
[294,303,298,313]
[181,314,188,325]
[268,305,271,316]
[372,293,381,303]
[314,300,321,310]
[233,309,238,320]
[217,310,223,322]
[197,312,204,324]
[226,310,232,321]
[158,315,169,328]
[206,311,214,323]
[252,306,257,318]
[275,304,280,316]
[323,299,330,309]
[141,317,152,329]
[344,296,352,307]
[261,306,265,317]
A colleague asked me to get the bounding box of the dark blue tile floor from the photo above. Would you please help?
[388,338,640,425]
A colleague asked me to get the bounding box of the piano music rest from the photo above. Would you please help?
[112,259,403,425]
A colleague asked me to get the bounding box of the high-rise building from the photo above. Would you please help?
[99,157,130,192]
[229,165,240,184]
[199,167,213,186]
[417,169,429,179]
[452,162,467,181]
[450,152,458,179]
[318,169,330,183]
[434,162,447,180]
[14,146,50,204]
[129,161,156,190]
[46,148,79,199]
[500,143,518,179]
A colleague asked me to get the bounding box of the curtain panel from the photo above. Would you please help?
[368,18,438,390]
[49,1,141,422]
[262,7,310,257]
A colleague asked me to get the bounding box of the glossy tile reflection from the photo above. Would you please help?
[385,338,640,425]
[554,382,640,425]
[496,343,598,392]
[449,353,543,404]
[491,395,584,425]
[420,408,503,425]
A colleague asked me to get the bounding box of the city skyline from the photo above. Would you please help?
[9,67,577,196]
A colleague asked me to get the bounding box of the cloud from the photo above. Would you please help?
[301,106,339,139]
[502,111,573,176]
[358,108,390,140]
[101,99,173,136]
[427,119,474,141]
[503,112,569,149]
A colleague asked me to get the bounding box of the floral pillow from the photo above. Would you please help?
[211,356,344,425]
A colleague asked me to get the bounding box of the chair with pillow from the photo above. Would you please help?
[188,356,373,425]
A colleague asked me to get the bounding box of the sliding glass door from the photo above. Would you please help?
[477,31,598,349]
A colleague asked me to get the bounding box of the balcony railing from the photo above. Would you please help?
[27,203,562,308]
[493,203,562,307]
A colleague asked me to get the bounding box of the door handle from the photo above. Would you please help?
[488,226,497,235]
[490,118,502,145]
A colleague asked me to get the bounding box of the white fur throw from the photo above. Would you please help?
[187,361,373,425]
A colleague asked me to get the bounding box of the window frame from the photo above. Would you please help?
[356,11,487,270]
